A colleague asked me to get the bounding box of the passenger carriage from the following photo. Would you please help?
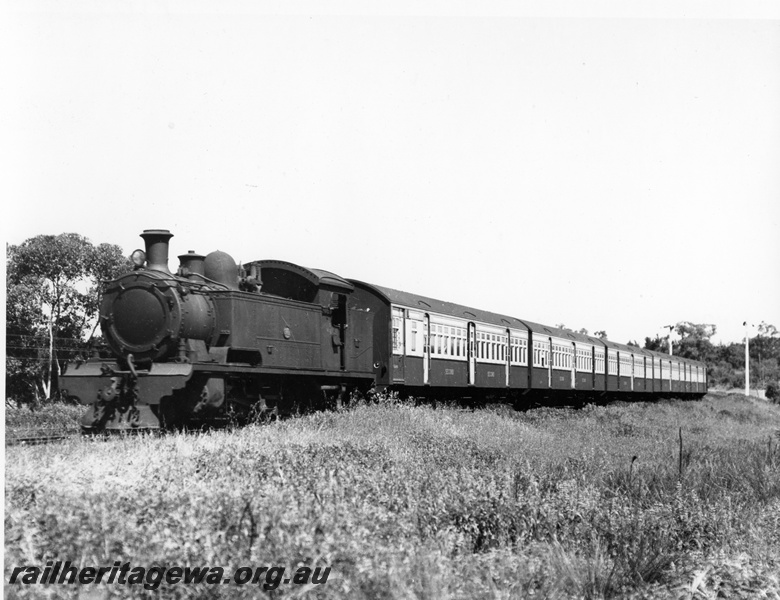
[348,280,705,401]
[349,282,531,395]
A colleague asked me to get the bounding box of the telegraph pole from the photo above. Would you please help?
[744,321,750,397]
[664,325,675,355]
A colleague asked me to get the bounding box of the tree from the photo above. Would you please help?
[644,335,667,353]
[6,278,49,404]
[673,322,717,362]
[595,330,608,340]
[83,242,133,332]
[6,234,130,404]
[641,321,780,390]
[752,322,780,363]
[644,322,716,361]
[750,322,780,388]
[757,322,779,338]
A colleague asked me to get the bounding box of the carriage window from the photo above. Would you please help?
[392,308,404,354]
[594,350,604,373]
[608,353,618,375]
[533,340,549,367]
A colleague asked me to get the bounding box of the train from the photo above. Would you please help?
[61,229,708,431]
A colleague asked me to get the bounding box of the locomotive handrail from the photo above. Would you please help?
[127,353,138,379]
[107,271,232,292]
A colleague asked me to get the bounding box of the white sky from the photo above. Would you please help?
[2,1,779,346]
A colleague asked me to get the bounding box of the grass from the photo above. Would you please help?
[5,392,780,599]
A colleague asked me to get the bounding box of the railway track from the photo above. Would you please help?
[5,429,80,447]
[5,427,169,446]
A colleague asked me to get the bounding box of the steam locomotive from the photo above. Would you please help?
[62,229,707,431]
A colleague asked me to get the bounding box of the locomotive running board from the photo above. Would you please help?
[61,360,194,406]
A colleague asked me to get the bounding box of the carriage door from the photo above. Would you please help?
[336,294,347,371]
[391,307,405,382]
[548,337,553,388]
[468,322,476,384]
[571,342,577,388]
[506,329,511,387]
[423,314,431,385]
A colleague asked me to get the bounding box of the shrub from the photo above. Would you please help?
[766,381,779,403]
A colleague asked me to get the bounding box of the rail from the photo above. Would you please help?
[5,427,80,447]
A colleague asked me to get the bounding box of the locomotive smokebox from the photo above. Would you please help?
[140,229,173,274]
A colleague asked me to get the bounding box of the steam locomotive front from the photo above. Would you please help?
[62,229,224,431]
[100,229,215,364]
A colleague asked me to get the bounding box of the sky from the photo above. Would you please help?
[2,1,779,346]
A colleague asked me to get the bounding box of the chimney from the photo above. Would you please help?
[140,229,174,274]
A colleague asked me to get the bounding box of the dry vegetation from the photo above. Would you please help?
[5,403,84,433]
[5,393,780,599]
